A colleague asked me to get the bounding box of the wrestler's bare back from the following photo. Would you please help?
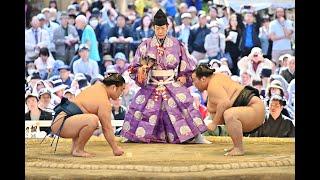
[206,73,244,117]
[72,82,112,115]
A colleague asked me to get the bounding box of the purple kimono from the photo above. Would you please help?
[121,36,207,143]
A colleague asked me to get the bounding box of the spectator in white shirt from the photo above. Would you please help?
[34,47,55,79]
[73,44,100,79]
[25,16,50,62]
[269,7,294,65]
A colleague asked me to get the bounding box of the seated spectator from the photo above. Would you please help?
[108,14,133,58]
[101,54,114,75]
[132,15,154,54]
[53,12,79,65]
[26,61,38,77]
[121,76,138,108]
[51,78,68,101]
[240,70,252,86]
[237,47,274,80]
[252,78,265,98]
[38,88,55,113]
[176,12,192,45]
[277,54,291,74]
[287,79,295,115]
[90,74,104,85]
[63,88,76,101]
[260,67,272,95]
[113,52,129,75]
[71,73,91,95]
[58,65,73,87]
[204,21,225,61]
[49,59,65,78]
[25,92,53,121]
[249,95,295,137]
[27,73,42,92]
[265,80,293,119]
[25,16,50,62]
[217,64,231,77]
[208,59,221,71]
[73,44,100,79]
[188,13,210,61]
[111,97,127,136]
[280,55,295,83]
[34,47,55,79]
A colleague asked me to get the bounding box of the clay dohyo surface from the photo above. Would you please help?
[26,136,295,179]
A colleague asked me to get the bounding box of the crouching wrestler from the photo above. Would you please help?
[191,64,265,156]
[51,73,126,157]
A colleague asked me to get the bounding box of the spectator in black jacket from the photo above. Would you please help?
[108,14,133,59]
[25,93,53,132]
[280,56,295,83]
[249,95,295,137]
[239,12,261,57]
[188,13,210,61]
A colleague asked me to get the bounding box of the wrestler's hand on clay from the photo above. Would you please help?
[177,76,186,85]
[113,146,124,156]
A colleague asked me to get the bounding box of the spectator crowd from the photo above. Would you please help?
[25,0,295,138]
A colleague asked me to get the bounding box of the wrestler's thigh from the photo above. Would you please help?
[56,114,100,138]
[223,103,265,132]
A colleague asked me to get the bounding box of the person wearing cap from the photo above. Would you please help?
[187,6,198,26]
[53,12,79,65]
[239,12,261,57]
[265,79,293,119]
[188,12,211,61]
[58,65,73,87]
[176,12,192,45]
[280,55,295,83]
[75,15,101,63]
[51,78,69,100]
[25,92,53,122]
[27,73,42,93]
[237,47,274,80]
[191,64,265,155]
[269,7,294,65]
[67,5,77,16]
[34,47,56,79]
[121,9,209,144]
[71,73,90,95]
[174,3,188,26]
[38,88,55,113]
[73,44,100,79]
[63,88,76,101]
[25,16,50,62]
[204,20,226,61]
[101,54,114,74]
[108,14,133,59]
[50,73,126,157]
[249,95,295,137]
[114,52,129,75]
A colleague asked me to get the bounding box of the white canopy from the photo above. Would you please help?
[213,0,295,13]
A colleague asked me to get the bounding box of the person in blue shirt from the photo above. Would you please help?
[239,12,261,57]
[75,15,101,64]
[73,44,100,79]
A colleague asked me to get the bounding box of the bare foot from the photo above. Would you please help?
[207,122,217,131]
[223,147,234,152]
[72,150,95,157]
[224,147,244,156]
